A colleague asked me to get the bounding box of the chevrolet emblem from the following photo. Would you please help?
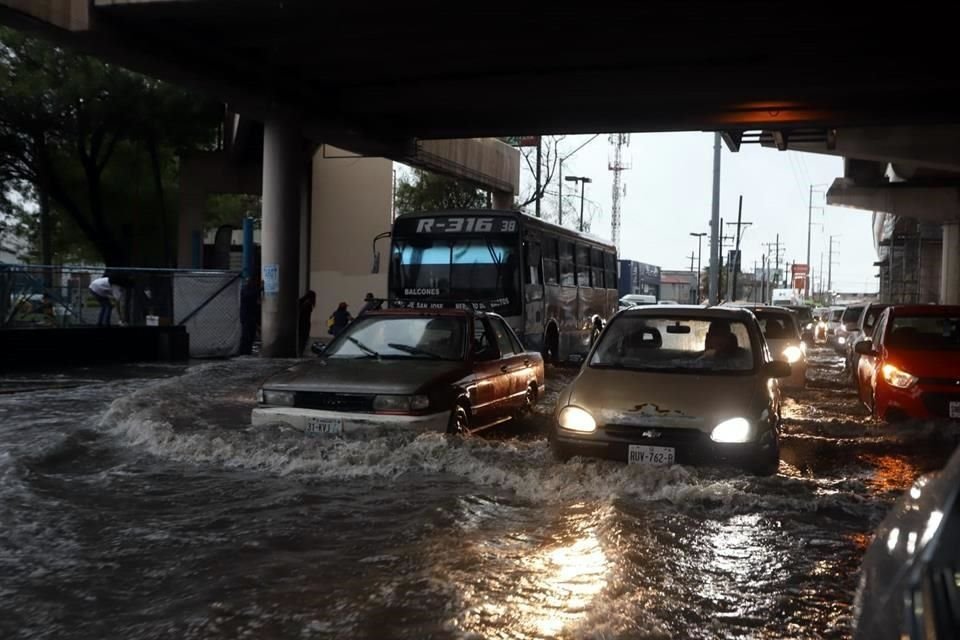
[641,429,662,439]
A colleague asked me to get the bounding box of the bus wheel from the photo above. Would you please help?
[543,325,559,365]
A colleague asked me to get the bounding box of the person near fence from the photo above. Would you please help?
[88,275,126,327]
[298,290,316,355]
[327,302,352,337]
[358,292,379,315]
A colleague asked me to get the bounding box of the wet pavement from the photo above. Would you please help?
[1,348,958,639]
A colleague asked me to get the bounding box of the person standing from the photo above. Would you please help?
[297,290,317,355]
[88,275,124,327]
[327,302,352,337]
[358,292,379,315]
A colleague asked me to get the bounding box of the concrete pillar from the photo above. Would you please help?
[941,221,960,304]
[492,190,514,210]
[177,178,205,268]
[260,119,303,357]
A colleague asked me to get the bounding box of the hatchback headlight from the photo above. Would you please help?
[259,389,295,406]
[782,346,803,364]
[711,417,752,443]
[838,336,847,345]
[881,364,918,389]
[558,406,596,433]
[373,395,430,412]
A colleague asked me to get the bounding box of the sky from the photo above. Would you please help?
[517,132,880,294]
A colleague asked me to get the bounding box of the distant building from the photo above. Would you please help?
[0,229,28,263]
[660,270,697,304]
[618,259,660,299]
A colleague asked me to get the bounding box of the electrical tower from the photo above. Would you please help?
[609,133,630,251]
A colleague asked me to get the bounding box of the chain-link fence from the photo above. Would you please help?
[0,264,243,357]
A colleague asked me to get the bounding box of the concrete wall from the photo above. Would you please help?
[0,0,89,30]
[309,147,392,339]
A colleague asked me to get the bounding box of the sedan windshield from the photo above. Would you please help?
[590,316,756,373]
[887,315,960,351]
[324,316,466,360]
[753,311,799,341]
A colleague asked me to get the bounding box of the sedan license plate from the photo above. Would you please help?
[305,417,343,436]
[628,445,675,466]
[950,402,960,419]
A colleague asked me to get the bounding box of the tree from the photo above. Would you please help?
[394,168,489,214]
[0,27,222,266]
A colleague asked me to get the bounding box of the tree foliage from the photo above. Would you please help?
[0,27,222,266]
[394,169,489,214]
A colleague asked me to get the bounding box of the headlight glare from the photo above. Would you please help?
[558,406,596,433]
[881,364,918,389]
[782,346,803,364]
[711,417,752,443]
[838,336,847,345]
[261,389,295,406]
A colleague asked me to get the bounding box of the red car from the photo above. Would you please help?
[855,305,960,421]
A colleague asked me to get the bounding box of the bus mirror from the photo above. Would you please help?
[371,251,380,274]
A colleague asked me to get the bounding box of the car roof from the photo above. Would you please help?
[889,304,960,316]
[619,305,756,320]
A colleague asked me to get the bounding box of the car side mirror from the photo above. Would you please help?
[310,341,326,356]
[764,360,792,378]
[854,340,877,356]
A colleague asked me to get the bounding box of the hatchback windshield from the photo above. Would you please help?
[841,306,865,324]
[324,316,466,360]
[590,316,756,372]
[753,311,799,341]
[887,315,960,351]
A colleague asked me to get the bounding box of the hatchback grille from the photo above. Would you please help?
[294,392,375,413]
[603,424,706,443]
[921,393,960,418]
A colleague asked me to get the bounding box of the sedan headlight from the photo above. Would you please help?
[838,336,847,346]
[881,364,918,389]
[782,346,804,364]
[558,406,596,433]
[373,395,430,413]
[259,389,295,406]
[711,417,752,443]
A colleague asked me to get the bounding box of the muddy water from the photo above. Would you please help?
[1,349,955,639]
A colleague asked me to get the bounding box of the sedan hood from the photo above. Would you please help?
[886,349,960,380]
[568,367,767,432]
[262,358,468,395]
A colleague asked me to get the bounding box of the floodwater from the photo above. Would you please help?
[1,348,957,639]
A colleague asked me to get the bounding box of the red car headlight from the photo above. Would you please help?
[881,364,918,389]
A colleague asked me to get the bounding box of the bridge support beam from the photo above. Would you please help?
[491,190,513,209]
[260,118,304,357]
[941,222,960,304]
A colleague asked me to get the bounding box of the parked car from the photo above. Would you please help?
[731,305,807,389]
[835,304,866,354]
[812,307,831,342]
[619,294,657,307]
[852,443,960,639]
[854,305,960,421]
[253,308,545,436]
[784,304,815,343]
[845,302,890,383]
[825,305,846,349]
[550,305,790,475]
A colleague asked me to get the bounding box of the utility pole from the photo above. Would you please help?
[689,232,707,303]
[761,253,768,303]
[688,251,696,272]
[725,195,752,302]
[708,133,721,304]
[828,235,840,302]
[534,138,542,218]
[806,184,827,298]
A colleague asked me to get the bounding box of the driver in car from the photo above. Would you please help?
[700,320,751,368]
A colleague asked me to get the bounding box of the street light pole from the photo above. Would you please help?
[689,232,707,303]
[565,176,592,232]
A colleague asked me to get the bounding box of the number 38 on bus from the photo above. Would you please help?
[374,209,619,363]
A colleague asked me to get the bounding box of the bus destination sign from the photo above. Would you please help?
[410,216,517,234]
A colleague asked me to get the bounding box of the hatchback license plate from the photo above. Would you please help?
[628,445,675,466]
[305,417,343,436]
[950,402,960,419]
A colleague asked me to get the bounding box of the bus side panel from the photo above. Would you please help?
[523,283,545,350]
[578,285,608,337]
[543,284,576,358]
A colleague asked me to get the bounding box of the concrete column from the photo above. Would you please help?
[177,177,205,268]
[492,190,514,210]
[260,119,303,357]
[940,221,960,304]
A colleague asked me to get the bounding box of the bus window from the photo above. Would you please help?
[576,244,590,286]
[560,241,575,287]
[524,241,541,285]
[591,248,604,288]
[543,237,558,285]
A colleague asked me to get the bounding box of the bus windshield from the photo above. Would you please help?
[391,237,520,310]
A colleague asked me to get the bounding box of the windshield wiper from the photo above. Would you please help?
[347,336,380,358]
[387,342,447,360]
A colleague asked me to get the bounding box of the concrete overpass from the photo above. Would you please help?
[4,0,960,349]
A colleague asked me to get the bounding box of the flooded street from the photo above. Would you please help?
[2,348,958,640]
